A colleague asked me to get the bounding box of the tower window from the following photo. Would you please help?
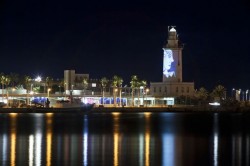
[181,87,184,93]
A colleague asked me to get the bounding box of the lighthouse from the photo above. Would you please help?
[150,26,194,99]
[163,26,183,83]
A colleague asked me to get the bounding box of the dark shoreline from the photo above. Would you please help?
[0,106,249,114]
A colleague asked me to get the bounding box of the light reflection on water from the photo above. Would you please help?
[0,112,249,165]
[213,113,218,166]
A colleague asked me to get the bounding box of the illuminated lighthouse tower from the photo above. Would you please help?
[163,26,183,83]
[150,26,194,99]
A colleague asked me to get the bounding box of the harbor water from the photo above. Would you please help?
[0,111,249,166]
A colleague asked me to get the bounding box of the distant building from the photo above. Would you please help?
[64,70,89,91]
[150,27,195,98]
[64,70,108,96]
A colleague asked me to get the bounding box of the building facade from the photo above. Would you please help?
[150,27,194,98]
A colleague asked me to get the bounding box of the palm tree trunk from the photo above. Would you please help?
[137,88,140,106]
[119,87,122,106]
[1,84,3,102]
[102,88,105,105]
[132,89,134,107]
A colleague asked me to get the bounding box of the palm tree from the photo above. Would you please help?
[24,75,32,93]
[140,80,147,105]
[130,75,138,107]
[4,75,11,106]
[46,76,53,92]
[0,73,5,102]
[24,75,31,105]
[9,72,19,88]
[100,77,108,105]
[211,85,226,101]
[82,77,88,102]
[117,76,123,106]
[58,79,64,94]
[112,75,119,106]
[196,87,209,105]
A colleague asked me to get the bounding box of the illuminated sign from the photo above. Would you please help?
[163,49,177,78]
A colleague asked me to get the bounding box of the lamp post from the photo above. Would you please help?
[246,90,249,101]
[232,88,235,99]
[114,88,118,107]
[47,88,51,98]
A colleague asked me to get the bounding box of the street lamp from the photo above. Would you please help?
[232,88,235,99]
[47,88,51,97]
[246,90,249,101]
[114,88,118,107]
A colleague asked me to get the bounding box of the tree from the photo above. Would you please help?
[46,76,53,92]
[0,73,5,101]
[139,80,147,105]
[112,75,119,106]
[24,75,32,93]
[4,75,11,91]
[196,87,209,105]
[5,75,11,106]
[82,77,88,102]
[130,75,138,107]
[9,72,19,88]
[117,76,123,106]
[0,74,11,105]
[211,85,226,101]
[100,77,108,105]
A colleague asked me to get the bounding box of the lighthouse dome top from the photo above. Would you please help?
[169,27,176,32]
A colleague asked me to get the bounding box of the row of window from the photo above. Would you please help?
[153,86,190,93]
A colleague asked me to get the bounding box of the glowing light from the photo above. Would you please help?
[113,114,120,166]
[213,114,219,166]
[170,27,176,32]
[29,135,34,166]
[83,115,88,166]
[2,134,7,163]
[145,114,151,166]
[145,132,150,166]
[162,133,175,166]
[46,114,53,166]
[10,115,17,166]
[209,102,220,106]
[144,112,151,118]
[35,133,42,166]
[114,133,119,166]
[112,112,120,116]
[139,134,144,166]
[35,76,42,82]
[163,49,176,78]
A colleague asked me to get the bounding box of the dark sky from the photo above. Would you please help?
[1,0,250,90]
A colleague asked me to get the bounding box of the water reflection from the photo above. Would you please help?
[83,115,88,166]
[144,113,151,166]
[0,112,250,165]
[113,112,120,166]
[162,114,175,166]
[29,114,44,166]
[46,113,53,166]
[10,114,17,166]
[213,113,219,166]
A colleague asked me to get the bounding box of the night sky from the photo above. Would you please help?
[1,0,250,90]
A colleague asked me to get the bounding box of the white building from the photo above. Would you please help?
[150,27,195,98]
